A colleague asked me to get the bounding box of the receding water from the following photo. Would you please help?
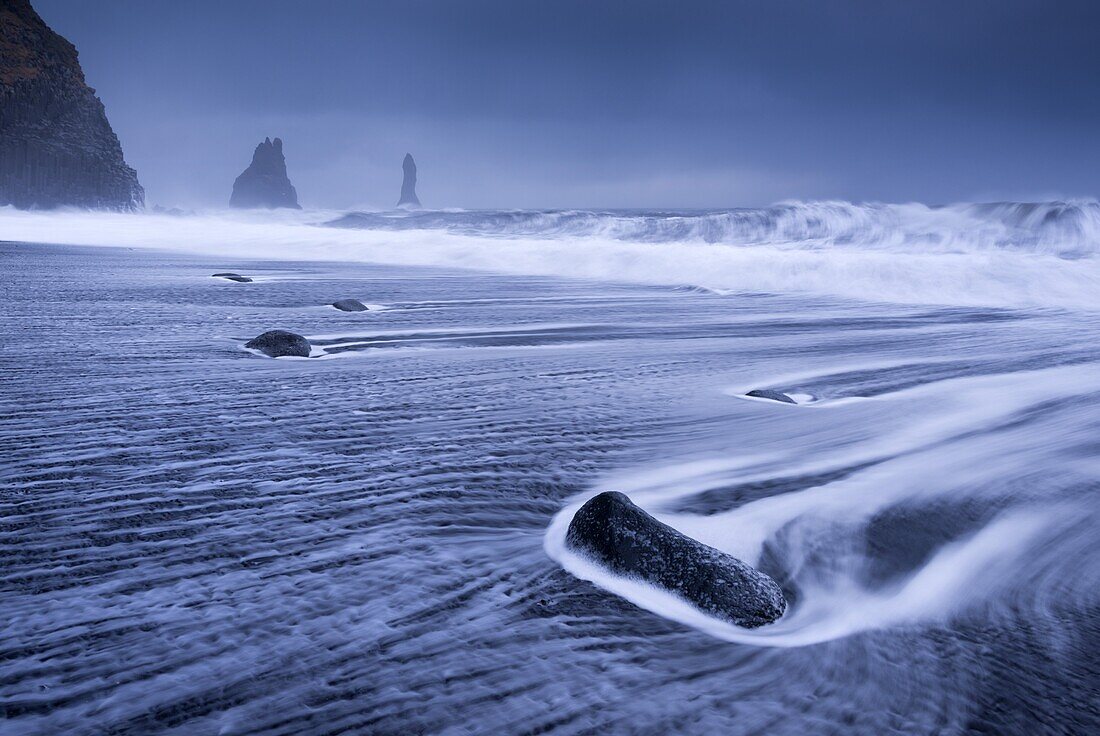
[1,205,1099,734]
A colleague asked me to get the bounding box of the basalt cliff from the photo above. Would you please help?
[0,0,143,210]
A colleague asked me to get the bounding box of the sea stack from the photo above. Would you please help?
[566,491,787,628]
[230,137,300,209]
[0,0,144,210]
[397,153,420,209]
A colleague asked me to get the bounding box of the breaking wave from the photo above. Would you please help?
[3,199,1100,309]
[330,200,1100,257]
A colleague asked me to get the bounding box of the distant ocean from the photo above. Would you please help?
[2,202,1098,734]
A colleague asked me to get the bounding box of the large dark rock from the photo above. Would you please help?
[397,152,420,209]
[245,330,311,358]
[0,0,143,210]
[331,299,368,312]
[230,137,300,209]
[565,491,786,627]
[746,389,796,404]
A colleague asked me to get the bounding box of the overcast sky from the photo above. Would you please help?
[35,0,1100,210]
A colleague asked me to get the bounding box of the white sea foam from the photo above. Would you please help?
[2,203,1099,309]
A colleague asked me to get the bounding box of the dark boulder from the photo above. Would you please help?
[397,153,420,209]
[566,491,786,627]
[332,298,368,312]
[230,137,300,209]
[212,272,252,283]
[245,330,311,358]
[746,389,796,404]
[0,0,144,210]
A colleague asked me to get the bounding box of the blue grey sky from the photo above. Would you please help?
[34,0,1100,209]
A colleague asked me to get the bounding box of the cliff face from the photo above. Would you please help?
[229,137,300,209]
[397,153,420,209]
[0,0,143,210]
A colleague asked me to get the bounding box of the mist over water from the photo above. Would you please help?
[2,202,1099,733]
[4,199,1100,309]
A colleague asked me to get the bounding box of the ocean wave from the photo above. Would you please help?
[3,201,1100,310]
[329,200,1100,258]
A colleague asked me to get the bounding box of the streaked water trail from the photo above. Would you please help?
[548,363,1098,647]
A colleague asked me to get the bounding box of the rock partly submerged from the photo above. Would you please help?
[230,137,300,209]
[212,272,252,283]
[566,491,786,628]
[332,298,368,312]
[746,389,797,404]
[245,330,311,358]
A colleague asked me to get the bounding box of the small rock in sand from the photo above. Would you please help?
[245,330,311,358]
[746,389,796,404]
[213,273,252,283]
[332,299,369,312]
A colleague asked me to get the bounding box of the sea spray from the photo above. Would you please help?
[3,201,1100,309]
